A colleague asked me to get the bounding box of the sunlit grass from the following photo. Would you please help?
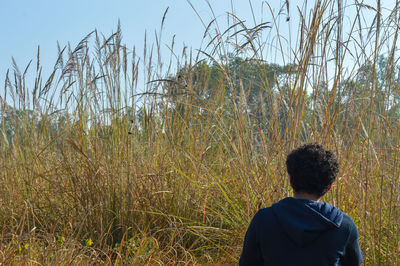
[1,1,400,264]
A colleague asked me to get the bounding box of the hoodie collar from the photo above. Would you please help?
[271,197,343,247]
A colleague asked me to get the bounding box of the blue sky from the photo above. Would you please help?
[0,0,291,91]
[1,0,396,99]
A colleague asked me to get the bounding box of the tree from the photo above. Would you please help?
[165,56,295,126]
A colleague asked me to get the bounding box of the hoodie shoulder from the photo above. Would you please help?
[339,213,360,238]
[256,206,275,217]
[341,213,357,228]
[252,206,278,229]
[338,214,363,265]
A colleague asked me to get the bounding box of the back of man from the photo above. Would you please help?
[239,198,362,265]
[239,143,362,265]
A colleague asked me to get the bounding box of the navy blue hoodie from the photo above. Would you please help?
[239,197,362,265]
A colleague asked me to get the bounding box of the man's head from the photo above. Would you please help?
[286,143,339,198]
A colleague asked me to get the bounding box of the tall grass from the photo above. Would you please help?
[1,0,399,264]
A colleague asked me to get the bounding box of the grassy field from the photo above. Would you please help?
[1,1,400,264]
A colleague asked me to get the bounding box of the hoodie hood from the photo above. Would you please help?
[271,197,343,247]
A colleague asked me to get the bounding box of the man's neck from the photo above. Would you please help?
[293,191,320,201]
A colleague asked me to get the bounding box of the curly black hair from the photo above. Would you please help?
[286,143,339,198]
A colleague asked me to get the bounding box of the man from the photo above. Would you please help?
[239,143,362,265]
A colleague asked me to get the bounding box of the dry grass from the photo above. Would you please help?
[1,1,400,264]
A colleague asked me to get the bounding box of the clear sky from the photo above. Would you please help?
[0,0,396,98]
[0,0,292,94]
